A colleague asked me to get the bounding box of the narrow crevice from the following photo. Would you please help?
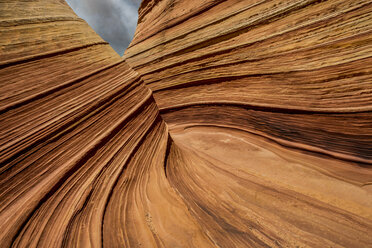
[158,90,372,115]
[163,133,173,178]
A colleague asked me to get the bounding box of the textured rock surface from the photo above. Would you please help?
[0,0,371,247]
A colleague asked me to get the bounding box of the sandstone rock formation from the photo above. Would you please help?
[0,0,371,247]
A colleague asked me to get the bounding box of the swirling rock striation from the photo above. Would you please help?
[0,0,371,247]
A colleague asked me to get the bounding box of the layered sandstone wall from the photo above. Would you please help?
[0,0,371,247]
[0,1,197,247]
[125,0,372,246]
[125,0,372,163]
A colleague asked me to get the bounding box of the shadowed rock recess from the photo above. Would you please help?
[0,0,371,247]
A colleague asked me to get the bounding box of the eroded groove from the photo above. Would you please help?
[0,42,109,68]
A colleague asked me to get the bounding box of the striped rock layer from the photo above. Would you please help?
[0,0,371,247]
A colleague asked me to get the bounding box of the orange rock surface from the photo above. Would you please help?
[0,0,371,247]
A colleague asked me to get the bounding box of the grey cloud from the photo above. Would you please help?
[66,0,141,55]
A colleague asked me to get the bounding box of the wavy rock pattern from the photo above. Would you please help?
[0,0,371,247]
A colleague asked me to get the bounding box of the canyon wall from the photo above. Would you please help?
[0,1,202,247]
[126,0,372,163]
[0,0,371,247]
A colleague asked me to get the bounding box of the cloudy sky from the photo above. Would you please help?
[66,0,141,55]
